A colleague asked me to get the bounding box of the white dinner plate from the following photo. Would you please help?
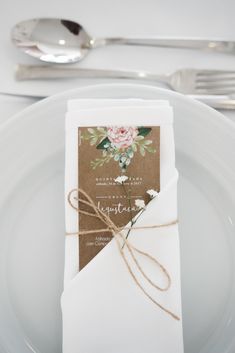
[0,84,234,353]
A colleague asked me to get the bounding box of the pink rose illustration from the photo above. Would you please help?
[107,126,138,149]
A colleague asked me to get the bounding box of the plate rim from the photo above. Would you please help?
[0,83,235,134]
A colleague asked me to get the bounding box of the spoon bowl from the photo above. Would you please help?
[12,18,92,63]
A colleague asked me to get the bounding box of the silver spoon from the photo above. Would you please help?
[11,18,235,64]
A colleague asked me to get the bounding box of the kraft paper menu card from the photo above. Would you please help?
[78,125,160,269]
[62,99,184,353]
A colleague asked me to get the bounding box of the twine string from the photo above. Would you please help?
[66,188,180,321]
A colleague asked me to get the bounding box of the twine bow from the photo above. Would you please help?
[66,188,180,321]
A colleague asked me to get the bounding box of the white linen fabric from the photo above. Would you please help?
[62,99,184,353]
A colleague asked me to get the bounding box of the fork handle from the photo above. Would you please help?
[15,64,170,83]
[98,37,234,53]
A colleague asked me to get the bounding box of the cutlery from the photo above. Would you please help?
[15,64,235,95]
[11,18,235,64]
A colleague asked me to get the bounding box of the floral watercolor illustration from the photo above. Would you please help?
[81,126,156,172]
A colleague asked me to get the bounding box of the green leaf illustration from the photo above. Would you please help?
[114,154,120,161]
[97,127,106,133]
[144,140,153,145]
[91,155,113,169]
[135,135,144,141]
[132,143,137,152]
[90,137,98,145]
[146,146,156,153]
[140,146,146,156]
[88,128,95,134]
[138,127,152,137]
[96,137,111,149]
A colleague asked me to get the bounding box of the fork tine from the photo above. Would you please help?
[196,70,235,82]
[195,86,235,95]
[195,70,235,94]
[196,81,235,88]
[196,70,235,76]
[197,76,235,83]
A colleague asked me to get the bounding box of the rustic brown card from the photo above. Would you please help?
[78,126,160,270]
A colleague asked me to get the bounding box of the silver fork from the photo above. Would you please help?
[15,64,235,95]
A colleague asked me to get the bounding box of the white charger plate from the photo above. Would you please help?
[0,83,234,353]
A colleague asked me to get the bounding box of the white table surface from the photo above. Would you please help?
[0,0,235,122]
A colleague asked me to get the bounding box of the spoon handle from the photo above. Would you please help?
[15,64,170,84]
[95,37,235,54]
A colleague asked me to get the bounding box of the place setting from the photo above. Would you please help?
[0,3,234,353]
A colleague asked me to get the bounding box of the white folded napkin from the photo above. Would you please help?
[62,99,184,353]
